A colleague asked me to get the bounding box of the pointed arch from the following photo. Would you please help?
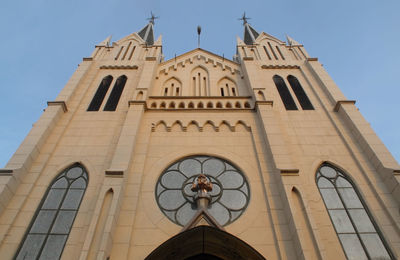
[104,75,127,111]
[290,187,321,260]
[136,91,144,100]
[244,101,251,108]
[219,121,232,132]
[162,77,182,97]
[145,226,265,260]
[150,102,157,108]
[257,90,266,101]
[178,102,185,109]
[197,102,204,109]
[235,102,241,108]
[87,75,113,111]
[203,120,217,132]
[191,66,209,96]
[171,121,184,132]
[316,162,394,259]
[207,102,214,108]
[160,102,166,109]
[168,102,176,109]
[187,120,200,132]
[15,163,88,259]
[287,75,314,110]
[273,75,297,110]
[154,121,168,132]
[217,77,238,97]
[234,120,250,132]
[188,102,195,109]
[225,102,232,108]
[88,188,114,259]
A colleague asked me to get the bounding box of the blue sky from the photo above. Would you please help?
[1,0,399,167]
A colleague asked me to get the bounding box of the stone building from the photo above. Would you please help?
[0,15,399,259]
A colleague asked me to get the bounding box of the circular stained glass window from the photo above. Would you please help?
[155,156,250,226]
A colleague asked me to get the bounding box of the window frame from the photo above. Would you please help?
[316,163,394,259]
[15,163,89,259]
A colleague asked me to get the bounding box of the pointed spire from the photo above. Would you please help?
[239,12,259,45]
[286,35,301,46]
[138,12,158,46]
[97,35,112,47]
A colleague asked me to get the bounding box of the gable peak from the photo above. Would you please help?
[286,34,302,46]
[97,35,112,47]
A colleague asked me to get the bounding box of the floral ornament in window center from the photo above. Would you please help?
[156,156,250,227]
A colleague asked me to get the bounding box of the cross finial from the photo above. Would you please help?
[239,12,250,25]
[147,11,159,25]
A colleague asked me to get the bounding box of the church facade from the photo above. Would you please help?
[0,17,399,259]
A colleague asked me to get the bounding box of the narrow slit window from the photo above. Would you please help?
[115,46,124,60]
[128,46,136,60]
[176,88,179,96]
[103,75,127,111]
[15,163,88,260]
[87,75,113,111]
[164,88,168,96]
[268,42,279,60]
[263,46,272,60]
[276,46,285,60]
[192,77,196,96]
[316,163,394,260]
[221,88,225,97]
[273,75,297,110]
[287,75,314,110]
[232,88,236,96]
[121,42,131,60]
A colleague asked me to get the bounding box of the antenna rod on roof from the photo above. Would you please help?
[197,26,202,48]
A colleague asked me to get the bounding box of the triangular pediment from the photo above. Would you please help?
[181,208,224,232]
[256,31,286,45]
[96,35,112,47]
[113,32,146,46]
[162,48,238,67]
[158,48,241,76]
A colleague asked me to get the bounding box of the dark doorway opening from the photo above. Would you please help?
[145,226,265,260]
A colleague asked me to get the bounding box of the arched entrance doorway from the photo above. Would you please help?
[145,226,265,260]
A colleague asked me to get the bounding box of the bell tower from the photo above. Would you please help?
[0,14,398,260]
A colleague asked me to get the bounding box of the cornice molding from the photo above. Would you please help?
[105,170,124,177]
[47,101,68,112]
[334,100,356,112]
[280,169,300,176]
[261,65,300,69]
[100,65,138,70]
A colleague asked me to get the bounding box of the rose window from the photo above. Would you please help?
[155,156,250,226]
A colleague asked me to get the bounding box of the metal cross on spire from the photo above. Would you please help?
[238,12,251,25]
[147,11,159,25]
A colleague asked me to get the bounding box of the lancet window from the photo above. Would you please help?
[87,75,113,111]
[287,75,314,110]
[316,163,393,259]
[15,163,88,259]
[273,75,297,110]
[104,75,127,111]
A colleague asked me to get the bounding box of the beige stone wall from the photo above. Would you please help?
[0,28,399,260]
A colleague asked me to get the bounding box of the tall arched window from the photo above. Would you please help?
[273,75,297,110]
[87,75,113,111]
[316,163,393,259]
[104,75,127,111]
[15,163,88,259]
[287,75,314,110]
